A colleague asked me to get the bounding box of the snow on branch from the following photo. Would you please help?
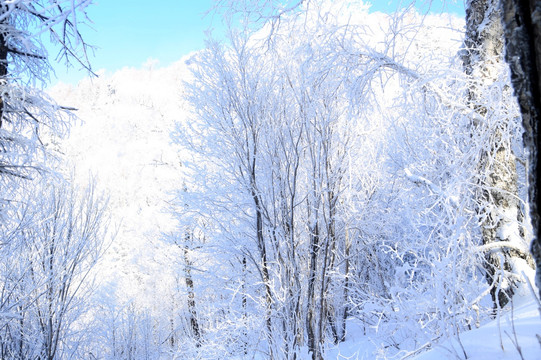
[404,168,442,195]
[475,241,530,255]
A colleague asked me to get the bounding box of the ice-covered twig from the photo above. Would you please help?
[404,168,442,195]
[476,241,530,256]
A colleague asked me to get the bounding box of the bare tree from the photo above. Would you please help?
[1,179,108,359]
[183,29,278,356]
[0,3,95,355]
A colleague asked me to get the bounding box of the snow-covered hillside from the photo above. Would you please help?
[49,58,193,311]
[324,294,541,360]
[413,295,541,360]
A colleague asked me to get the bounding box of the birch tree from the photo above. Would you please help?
[462,0,535,309]
[500,0,541,299]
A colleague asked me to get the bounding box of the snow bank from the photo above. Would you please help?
[413,295,541,360]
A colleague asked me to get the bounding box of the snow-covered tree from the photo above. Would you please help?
[0,179,108,359]
[176,2,500,358]
[500,0,541,300]
[0,0,92,192]
[462,0,535,309]
[1,1,96,357]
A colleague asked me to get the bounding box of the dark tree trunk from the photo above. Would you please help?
[242,256,248,355]
[0,5,8,128]
[340,229,351,343]
[250,166,274,357]
[306,218,320,360]
[183,233,201,346]
[500,0,541,298]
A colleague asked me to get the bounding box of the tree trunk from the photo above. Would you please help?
[250,168,274,358]
[242,255,248,355]
[183,232,201,346]
[306,198,321,360]
[500,0,541,299]
[340,228,350,343]
[0,5,8,128]
[463,0,535,309]
[306,228,321,360]
[320,188,339,345]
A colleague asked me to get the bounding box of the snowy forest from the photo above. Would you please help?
[1,0,540,359]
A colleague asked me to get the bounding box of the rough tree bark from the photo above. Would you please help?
[500,0,541,299]
[463,0,535,309]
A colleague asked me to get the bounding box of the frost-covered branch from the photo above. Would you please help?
[476,241,530,255]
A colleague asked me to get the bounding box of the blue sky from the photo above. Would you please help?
[49,0,465,86]
[50,0,217,85]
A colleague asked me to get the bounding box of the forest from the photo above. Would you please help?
[1,0,540,359]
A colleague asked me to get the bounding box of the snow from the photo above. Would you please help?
[316,294,541,360]
[221,295,541,359]
[36,2,539,359]
[324,321,379,359]
[412,295,541,360]
[48,58,192,314]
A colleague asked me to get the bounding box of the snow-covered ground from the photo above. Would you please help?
[322,294,541,360]
[413,295,540,360]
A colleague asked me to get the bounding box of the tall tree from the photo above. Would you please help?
[462,0,534,309]
[500,0,541,299]
[0,1,95,357]
[183,30,278,355]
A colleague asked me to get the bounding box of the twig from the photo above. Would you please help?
[455,324,468,360]
[522,271,541,312]
[400,336,441,359]
[522,272,541,349]
[504,300,525,360]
